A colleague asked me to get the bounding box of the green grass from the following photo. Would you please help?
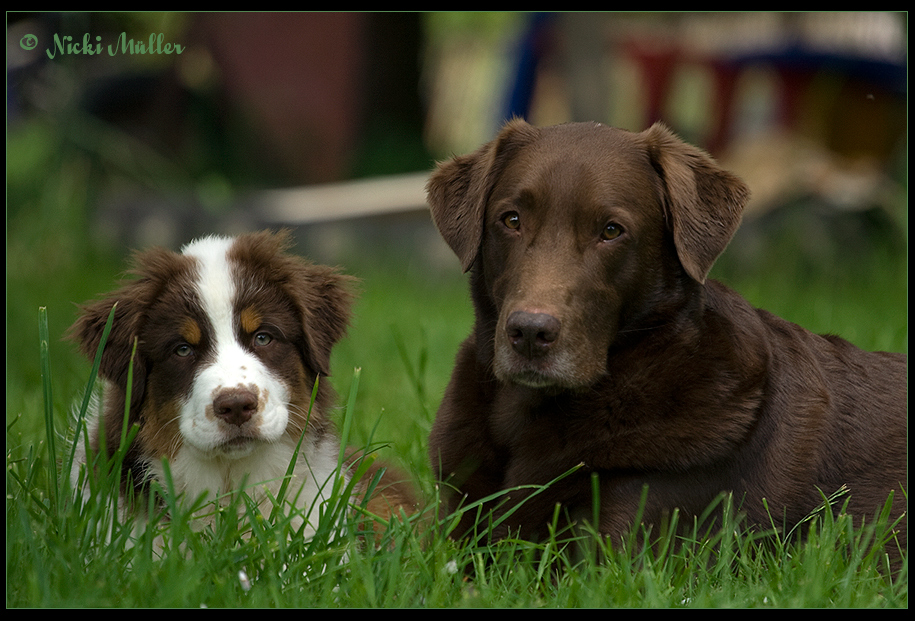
[7,309,908,607]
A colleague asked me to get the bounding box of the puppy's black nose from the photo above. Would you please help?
[213,388,258,426]
[506,311,561,359]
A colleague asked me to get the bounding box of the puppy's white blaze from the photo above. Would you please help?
[179,235,290,454]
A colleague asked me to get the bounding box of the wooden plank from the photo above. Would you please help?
[256,171,430,224]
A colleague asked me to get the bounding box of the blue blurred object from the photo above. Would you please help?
[502,12,555,122]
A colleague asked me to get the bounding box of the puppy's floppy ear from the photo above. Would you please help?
[642,122,749,283]
[67,246,187,412]
[296,264,356,377]
[427,117,540,272]
[69,293,149,416]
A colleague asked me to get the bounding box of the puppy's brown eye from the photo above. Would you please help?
[502,212,521,230]
[175,343,193,357]
[601,223,623,241]
[254,332,273,346]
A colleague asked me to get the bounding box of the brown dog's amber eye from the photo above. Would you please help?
[502,212,521,230]
[601,223,622,241]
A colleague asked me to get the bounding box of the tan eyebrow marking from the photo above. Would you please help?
[240,306,262,334]
[180,318,202,345]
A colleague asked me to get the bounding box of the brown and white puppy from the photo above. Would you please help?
[427,119,906,554]
[70,230,416,537]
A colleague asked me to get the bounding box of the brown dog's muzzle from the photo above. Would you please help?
[492,250,612,390]
[506,311,561,359]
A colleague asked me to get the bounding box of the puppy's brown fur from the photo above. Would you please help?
[69,230,417,531]
[427,119,906,555]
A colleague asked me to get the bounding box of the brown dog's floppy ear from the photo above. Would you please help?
[642,122,750,283]
[427,118,540,271]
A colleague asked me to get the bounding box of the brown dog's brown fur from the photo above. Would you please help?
[427,119,906,556]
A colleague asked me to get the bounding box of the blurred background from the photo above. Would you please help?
[6,12,907,460]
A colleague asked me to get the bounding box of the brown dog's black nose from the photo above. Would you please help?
[213,388,258,426]
[506,311,561,359]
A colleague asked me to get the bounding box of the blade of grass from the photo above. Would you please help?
[119,337,139,449]
[38,306,58,510]
[64,304,117,500]
[392,325,430,418]
[337,368,361,467]
[269,375,321,525]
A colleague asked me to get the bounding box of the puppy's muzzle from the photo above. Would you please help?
[213,387,259,427]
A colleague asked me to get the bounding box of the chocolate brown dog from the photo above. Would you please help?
[426,119,906,554]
